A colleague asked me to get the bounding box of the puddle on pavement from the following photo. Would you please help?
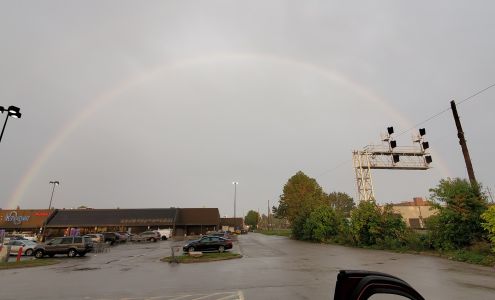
[73,267,101,271]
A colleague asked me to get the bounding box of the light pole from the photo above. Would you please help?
[0,106,22,144]
[41,181,60,241]
[48,181,60,210]
[232,181,238,230]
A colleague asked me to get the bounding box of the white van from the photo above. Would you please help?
[155,228,172,240]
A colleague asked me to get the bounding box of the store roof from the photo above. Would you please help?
[46,208,177,227]
[175,208,220,226]
[220,217,244,227]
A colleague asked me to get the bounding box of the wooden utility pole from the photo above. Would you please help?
[450,100,477,185]
[267,200,270,231]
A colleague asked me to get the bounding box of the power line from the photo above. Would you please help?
[318,81,495,178]
[458,82,495,105]
[270,82,495,206]
[397,82,495,138]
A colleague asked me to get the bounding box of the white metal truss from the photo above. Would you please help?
[353,150,375,201]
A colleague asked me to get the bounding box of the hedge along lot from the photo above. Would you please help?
[257,229,291,237]
[0,259,60,270]
[161,252,242,264]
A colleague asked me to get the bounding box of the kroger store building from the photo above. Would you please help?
[0,208,220,237]
[0,209,55,234]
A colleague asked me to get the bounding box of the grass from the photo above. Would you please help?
[161,252,242,264]
[0,259,60,270]
[257,229,291,237]
[441,249,495,266]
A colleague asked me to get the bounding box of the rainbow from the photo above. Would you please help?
[5,53,451,208]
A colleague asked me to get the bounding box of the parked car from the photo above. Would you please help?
[84,233,105,243]
[6,240,37,256]
[183,236,233,253]
[101,232,119,245]
[131,231,160,242]
[208,231,232,240]
[4,235,28,243]
[115,232,129,243]
[155,228,172,240]
[34,236,93,258]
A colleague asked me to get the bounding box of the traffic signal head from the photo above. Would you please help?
[425,155,432,164]
[419,128,426,136]
[387,126,394,135]
[422,141,429,150]
[393,154,400,163]
[390,140,397,149]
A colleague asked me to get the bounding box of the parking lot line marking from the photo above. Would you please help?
[214,293,241,300]
[189,292,237,300]
[167,294,197,300]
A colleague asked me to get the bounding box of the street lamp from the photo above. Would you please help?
[0,105,22,143]
[232,181,238,230]
[40,181,60,241]
[48,181,60,210]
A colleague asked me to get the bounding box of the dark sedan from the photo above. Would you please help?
[183,236,233,253]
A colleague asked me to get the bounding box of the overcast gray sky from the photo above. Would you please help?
[1,1,494,217]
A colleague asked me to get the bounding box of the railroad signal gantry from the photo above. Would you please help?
[352,126,432,202]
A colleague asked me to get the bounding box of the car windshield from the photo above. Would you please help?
[1,2,495,300]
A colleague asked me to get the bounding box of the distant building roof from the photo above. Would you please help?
[175,208,220,226]
[393,197,430,207]
[220,217,244,227]
[47,208,177,227]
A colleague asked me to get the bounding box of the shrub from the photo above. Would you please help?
[302,206,344,242]
[428,178,488,249]
[349,201,407,247]
[481,206,495,252]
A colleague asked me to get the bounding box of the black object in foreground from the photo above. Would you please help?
[334,270,425,300]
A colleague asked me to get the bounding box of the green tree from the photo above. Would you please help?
[272,201,288,220]
[350,201,406,247]
[481,206,495,252]
[244,210,260,229]
[427,178,488,249]
[327,192,355,217]
[302,206,344,242]
[350,201,383,246]
[277,171,326,224]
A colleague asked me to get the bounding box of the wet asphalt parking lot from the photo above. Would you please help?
[1,233,495,300]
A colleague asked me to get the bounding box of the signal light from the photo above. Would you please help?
[390,140,397,149]
[425,155,432,164]
[422,141,429,150]
[387,127,394,135]
[419,128,426,136]
[393,154,400,163]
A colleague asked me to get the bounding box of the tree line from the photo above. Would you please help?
[254,171,495,259]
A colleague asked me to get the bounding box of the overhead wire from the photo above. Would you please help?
[318,81,495,177]
[270,82,495,207]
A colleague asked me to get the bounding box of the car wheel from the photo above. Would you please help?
[161,236,167,241]
[34,250,44,259]
[188,246,195,252]
[68,249,77,258]
[218,245,225,253]
[24,249,34,256]
[150,238,156,242]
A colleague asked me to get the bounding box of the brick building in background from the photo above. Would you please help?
[390,197,438,229]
